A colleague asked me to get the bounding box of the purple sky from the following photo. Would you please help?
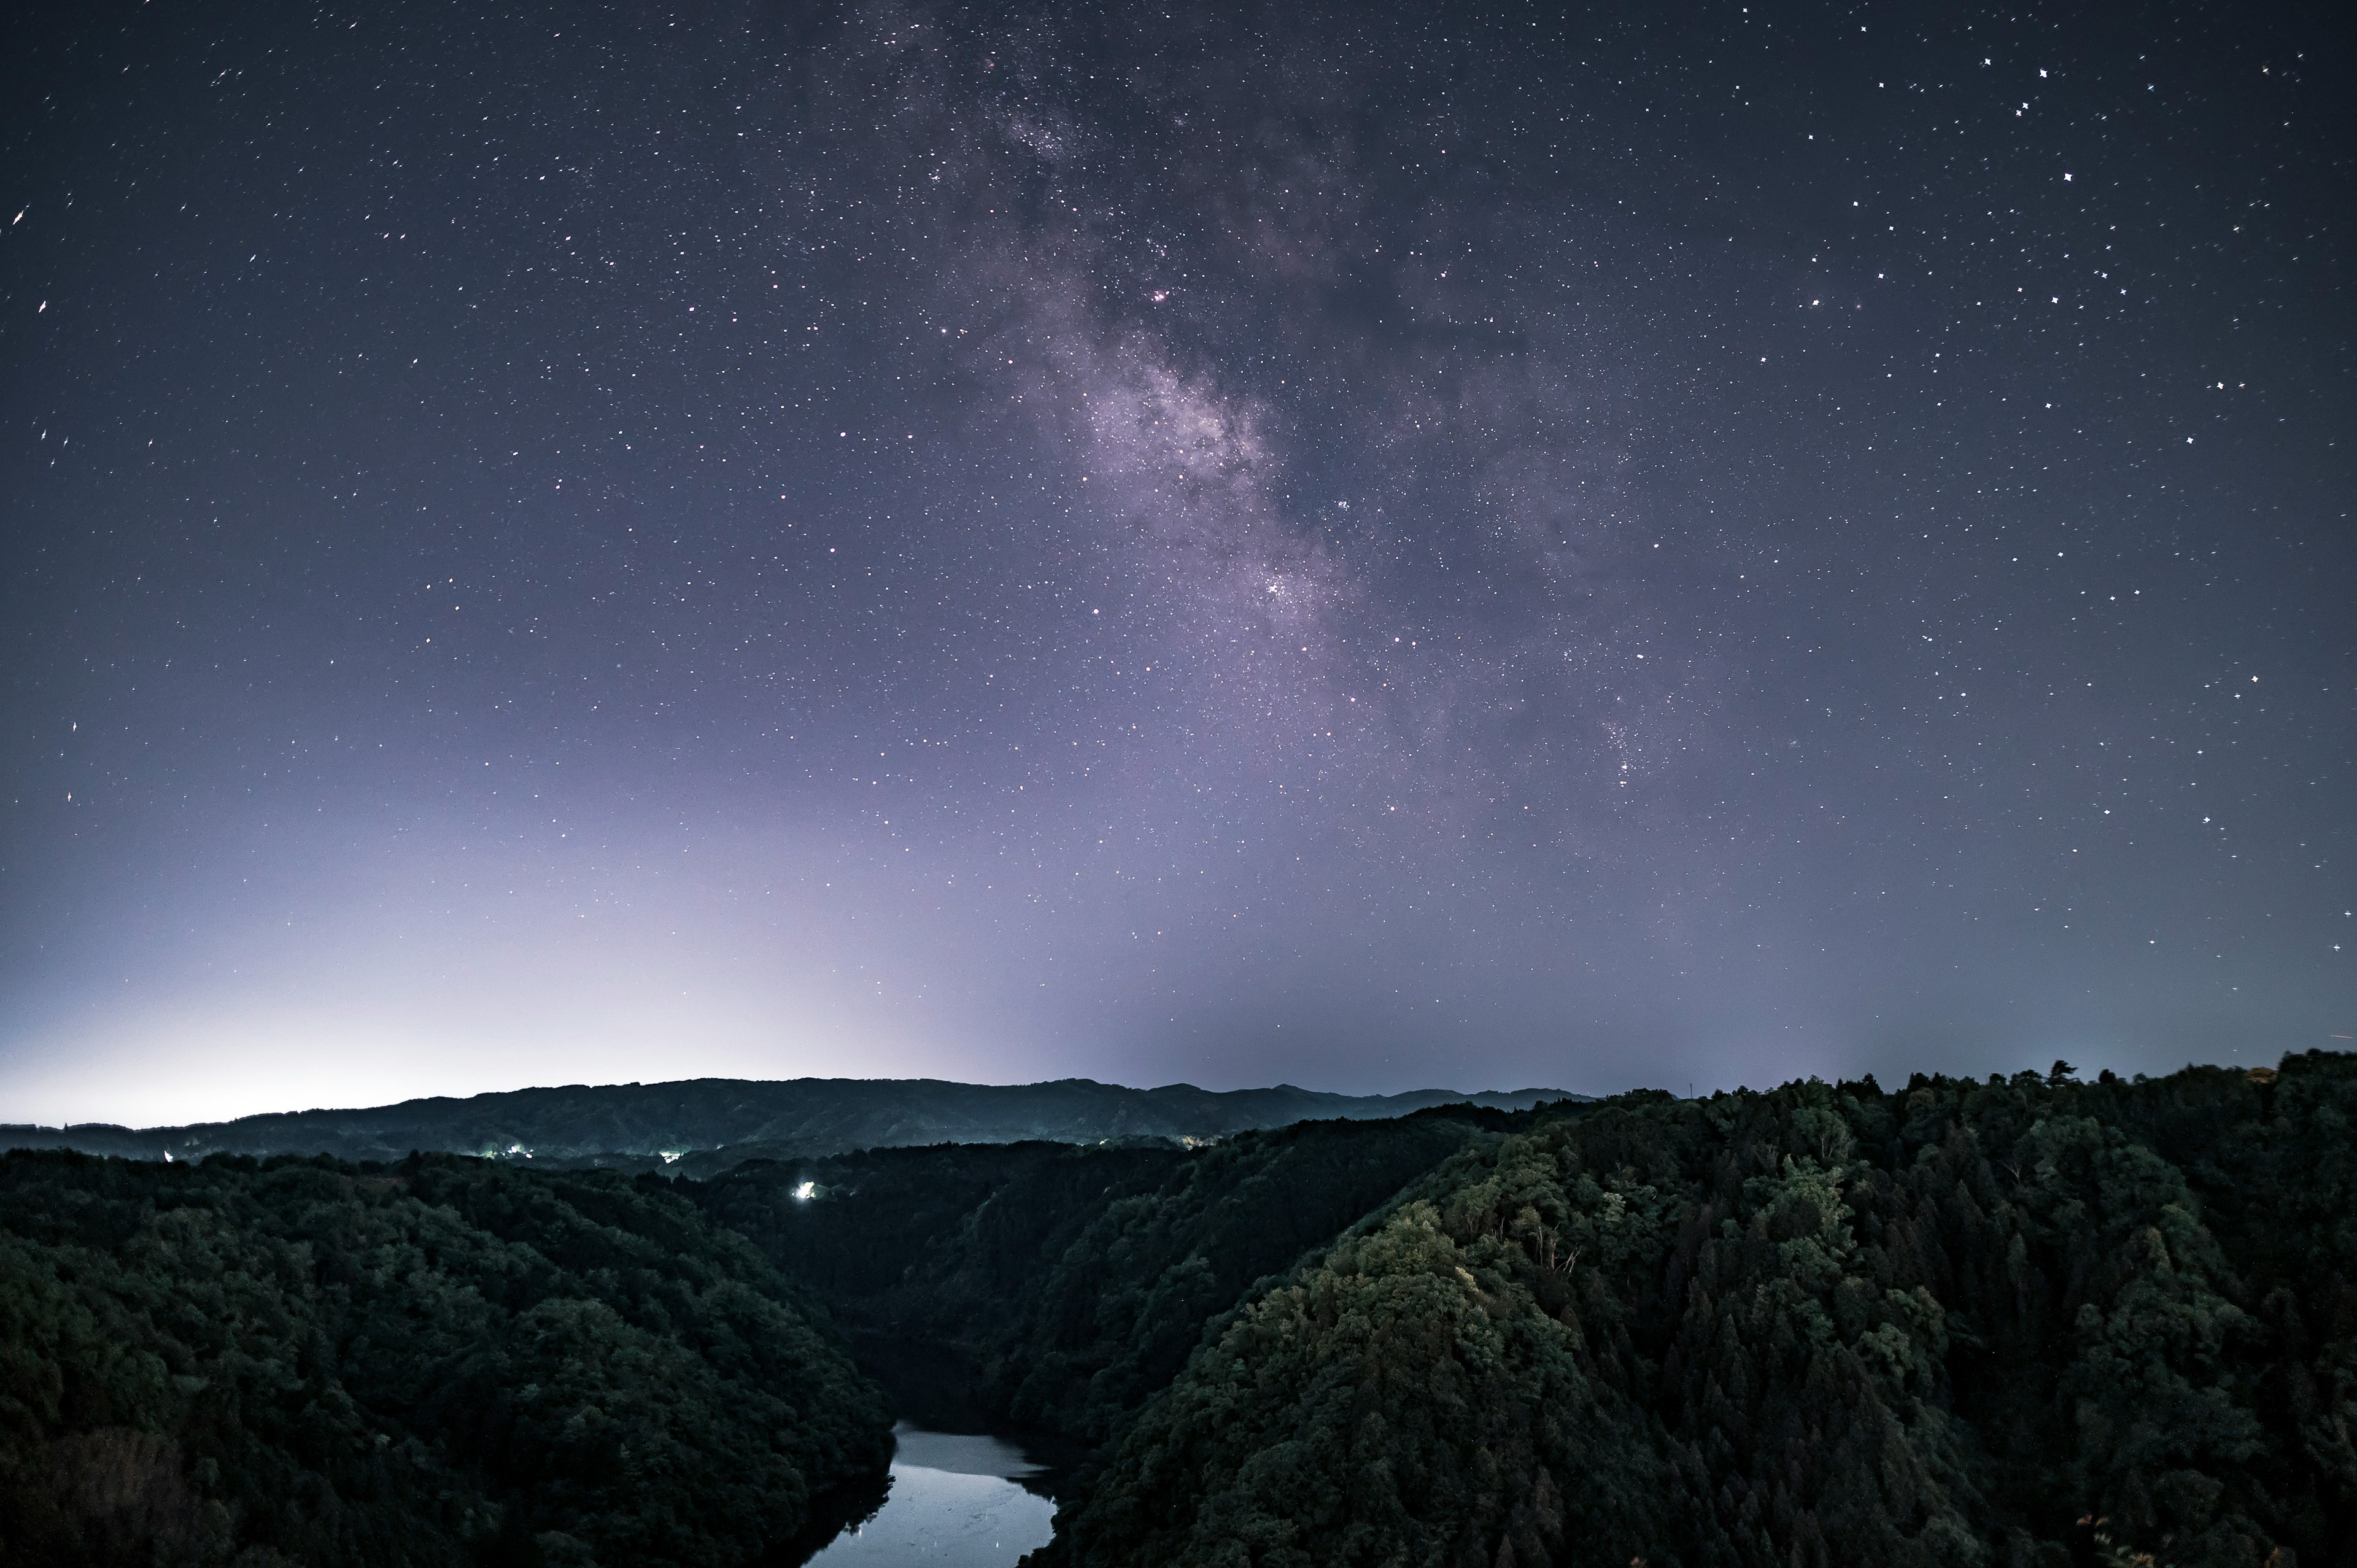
[4,0,2351,1126]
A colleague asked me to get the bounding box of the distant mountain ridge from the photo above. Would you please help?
[0,1076,1583,1174]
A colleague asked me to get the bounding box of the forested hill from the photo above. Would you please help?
[0,1078,1574,1173]
[1043,1052,2357,1568]
[0,1151,891,1567]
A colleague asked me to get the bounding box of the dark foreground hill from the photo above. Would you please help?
[0,1151,889,1568]
[0,1078,1576,1175]
[1040,1053,2357,1568]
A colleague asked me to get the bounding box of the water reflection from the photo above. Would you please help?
[801,1423,1058,1565]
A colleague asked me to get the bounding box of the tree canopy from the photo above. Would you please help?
[0,1151,889,1568]
[1043,1054,2357,1568]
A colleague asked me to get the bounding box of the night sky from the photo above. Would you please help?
[5,1,2352,1127]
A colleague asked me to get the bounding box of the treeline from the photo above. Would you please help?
[0,1151,890,1568]
[683,1105,1521,1443]
[2,1078,1577,1175]
[1040,1052,2357,1568]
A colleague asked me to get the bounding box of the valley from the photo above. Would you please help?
[7,1055,2356,1566]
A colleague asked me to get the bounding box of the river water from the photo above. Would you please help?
[800,1423,1059,1565]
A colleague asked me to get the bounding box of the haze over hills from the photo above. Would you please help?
[0,1076,1581,1175]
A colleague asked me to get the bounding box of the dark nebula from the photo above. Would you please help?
[3,0,2350,1122]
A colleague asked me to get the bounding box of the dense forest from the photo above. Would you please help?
[1039,1054,2357,1567]
[0,1153,888,1567]
[8,1056,2356,1568]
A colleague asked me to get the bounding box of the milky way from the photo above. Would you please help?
[2,0,2351,1123]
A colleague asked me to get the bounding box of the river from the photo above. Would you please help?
[798,1422,1060,1565]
